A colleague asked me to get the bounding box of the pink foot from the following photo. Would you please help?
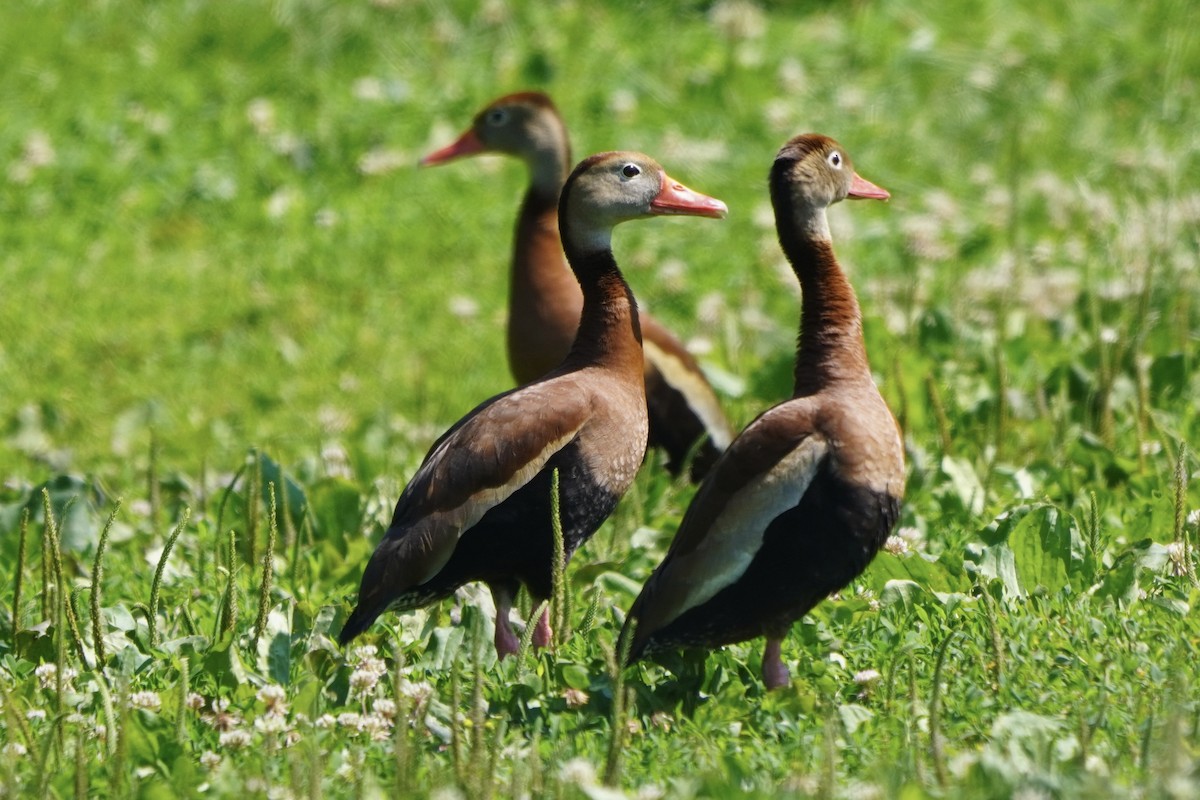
[762,637,790,690]
[532,607,553,650]
[491,586,521,660]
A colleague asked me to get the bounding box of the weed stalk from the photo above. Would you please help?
[13,507,29,654]
[549,468,569,646]
[253,482,279,646]
[469,633,488,798]
[219,529,240,637]
[1172,443,1197,583]
[42,490,87,665]
[924,372,953,456]
[176,657,190,744]
[148,507,191,648]
[930,630,959,788]
[246,449,262,571]
[978,584,1005,690]
[214,461,248,578]
[449,657,463,786]
[91,499,122,667]
[74,725,87,800]
[603,621,635,787]
[391,645,410,795]
[907,654,926,784]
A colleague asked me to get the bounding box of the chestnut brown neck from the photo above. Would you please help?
[511,189,575,298]
[556,244,643,374]
[775,209,871,397]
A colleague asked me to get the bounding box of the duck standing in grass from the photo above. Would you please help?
[423,92,735,480]
[623,134,904,690]
[340,152,727,657]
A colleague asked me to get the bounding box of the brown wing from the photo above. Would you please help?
[629,400,828,651]
[383,377,592,582]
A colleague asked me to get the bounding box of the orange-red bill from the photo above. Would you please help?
[848,173,890,200]
[420,129,485,166]
[650,172,728,219]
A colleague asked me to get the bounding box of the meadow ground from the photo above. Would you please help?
[1,0,1199,797]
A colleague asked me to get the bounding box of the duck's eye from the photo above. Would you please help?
[828,151,842,168]
[486,108,509,126]
[621,163,641,178]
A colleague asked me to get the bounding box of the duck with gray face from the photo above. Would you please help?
[341,151,726,659]
[423,92,735,481]
[624,134,904,692]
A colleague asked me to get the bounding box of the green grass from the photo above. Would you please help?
[2,0,1199,796]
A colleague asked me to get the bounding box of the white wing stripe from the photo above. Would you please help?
[670,436,827,619]
[412,426,584,584]
[644,340,733,450]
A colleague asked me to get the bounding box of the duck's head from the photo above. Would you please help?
[559,151,728,253]
[422,91,568,167]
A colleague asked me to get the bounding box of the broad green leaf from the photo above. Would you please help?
[256,451,307,516]
[940,456,986,515]
[308,476,363,544]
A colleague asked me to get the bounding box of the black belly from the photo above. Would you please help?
[640,465,901,654]
[392,440,620,610]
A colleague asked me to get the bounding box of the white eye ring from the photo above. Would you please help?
[828,151,843,168]
[621,163,641,178]
[486,108,509,126]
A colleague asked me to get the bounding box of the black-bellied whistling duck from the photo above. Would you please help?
[422,92,735,481]
[623,134,904,690]
[340,152,727,657]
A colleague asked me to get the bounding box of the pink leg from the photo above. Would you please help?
[761,636,790,691]
[491,585,521,660]
[532,606,553,650]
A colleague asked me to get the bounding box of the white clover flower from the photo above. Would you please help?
[185,693,206,711]
[559,757,598,787]
[447,295,479,319]
[854,669,882,685]
[65,712,86,725]
[1187,509,1200,529]
[563,688,589,709]
[129,691,161,711]
[337,712,363,730]
[373,698,397,720]
[254,713,288,735]
[348,669,380,697]
[257,684,288,716]
[635,785,667,800]
[708,0,765,40]
[245,99,276,136]
[34,663,57,689]
[360,713,393,741]
[218,729,253,750]
[284,730,302,748]
[2,742,27,758]
[397,679,434,706]
[200,751,221,770]
[882,536,910,556]
[26,709,46,722]
[314,714,337,729]
[429,787,466,800]
[202,699,242,731]
[1166,541,1191,577]
[334,748,364,780]
[94,724,107,741]
[357,147,408,176]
